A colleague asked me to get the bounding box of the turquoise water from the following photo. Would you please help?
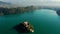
[0,9,60,34]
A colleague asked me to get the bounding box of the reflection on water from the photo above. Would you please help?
[0,9,60,34]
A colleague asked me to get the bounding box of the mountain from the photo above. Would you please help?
[0,1,11,5]
[0,1,17,8]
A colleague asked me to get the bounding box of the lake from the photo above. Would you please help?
[0,9,60,34]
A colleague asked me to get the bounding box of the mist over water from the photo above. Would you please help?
[0,0,60,7]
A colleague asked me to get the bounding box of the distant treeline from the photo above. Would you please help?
[0,6,36,15]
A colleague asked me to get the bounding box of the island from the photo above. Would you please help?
[13,21,34,33]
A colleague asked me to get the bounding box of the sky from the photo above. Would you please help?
[0,0,60,7]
